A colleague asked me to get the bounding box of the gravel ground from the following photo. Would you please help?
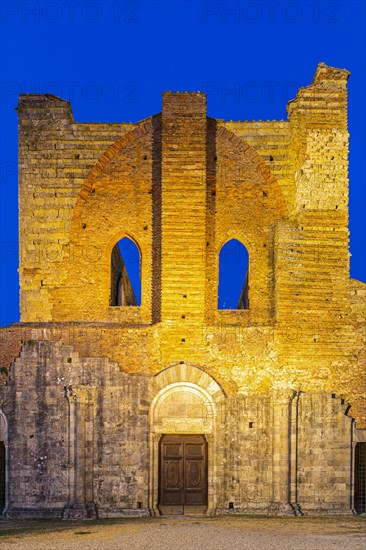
[0,515,365,550]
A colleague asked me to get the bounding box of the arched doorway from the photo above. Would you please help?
[149,365,225,516]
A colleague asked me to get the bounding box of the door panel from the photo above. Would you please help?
[162,460,183,504]
[160,440,184,511]
[159,434,207,515]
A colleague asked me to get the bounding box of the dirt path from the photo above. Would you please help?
[0,515,365,550]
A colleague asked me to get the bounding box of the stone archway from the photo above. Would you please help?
[149,364,225,516]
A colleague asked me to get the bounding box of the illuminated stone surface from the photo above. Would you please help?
[0,63,365,517]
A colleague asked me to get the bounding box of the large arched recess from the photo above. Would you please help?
[51,118,161,323]
[207,124,288,323]
[149,363,226,516]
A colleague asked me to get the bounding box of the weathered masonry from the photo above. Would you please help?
[0,63,365,518]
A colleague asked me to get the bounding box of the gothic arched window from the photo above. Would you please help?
[110,237,141,306]
[218,239,249,310]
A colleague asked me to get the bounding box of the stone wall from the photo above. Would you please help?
[0,341,358,517]
[0,63,364,517]
[17,94,136,322]
[0,341,150,517]
[11,64,364,425]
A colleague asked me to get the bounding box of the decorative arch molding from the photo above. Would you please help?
[150,382,217,435]
[152,363,226,403]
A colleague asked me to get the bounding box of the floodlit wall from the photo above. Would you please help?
[0,63,364,517]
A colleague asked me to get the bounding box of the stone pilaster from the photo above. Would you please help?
[270,390,295,514]
[63,385,97,519]
[160,92,207,365]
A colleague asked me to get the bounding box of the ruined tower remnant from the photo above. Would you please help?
[0,63,365,517]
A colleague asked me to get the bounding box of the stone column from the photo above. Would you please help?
[63,385,97,519]
[148,432,161,516]
[2,441,10,515]
[270,390,295,514]
[288,391,302,515]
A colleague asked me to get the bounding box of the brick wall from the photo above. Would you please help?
[0,63,364,517]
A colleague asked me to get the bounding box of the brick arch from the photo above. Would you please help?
[152,363,226,403]
[209,127,289,321]
[71,119,154,230]
[217,234,251,255]
[105,231,142,263]
[215,125,288,220]
[54,119,155,322]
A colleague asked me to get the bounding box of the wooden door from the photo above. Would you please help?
[159,434,207,515]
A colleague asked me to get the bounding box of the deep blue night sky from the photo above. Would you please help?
[0,0,365,324]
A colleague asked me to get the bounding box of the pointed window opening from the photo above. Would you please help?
[110,237,141,306]
[218,239,249,310]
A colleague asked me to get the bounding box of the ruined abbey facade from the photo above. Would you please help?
[0,63,365,517]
